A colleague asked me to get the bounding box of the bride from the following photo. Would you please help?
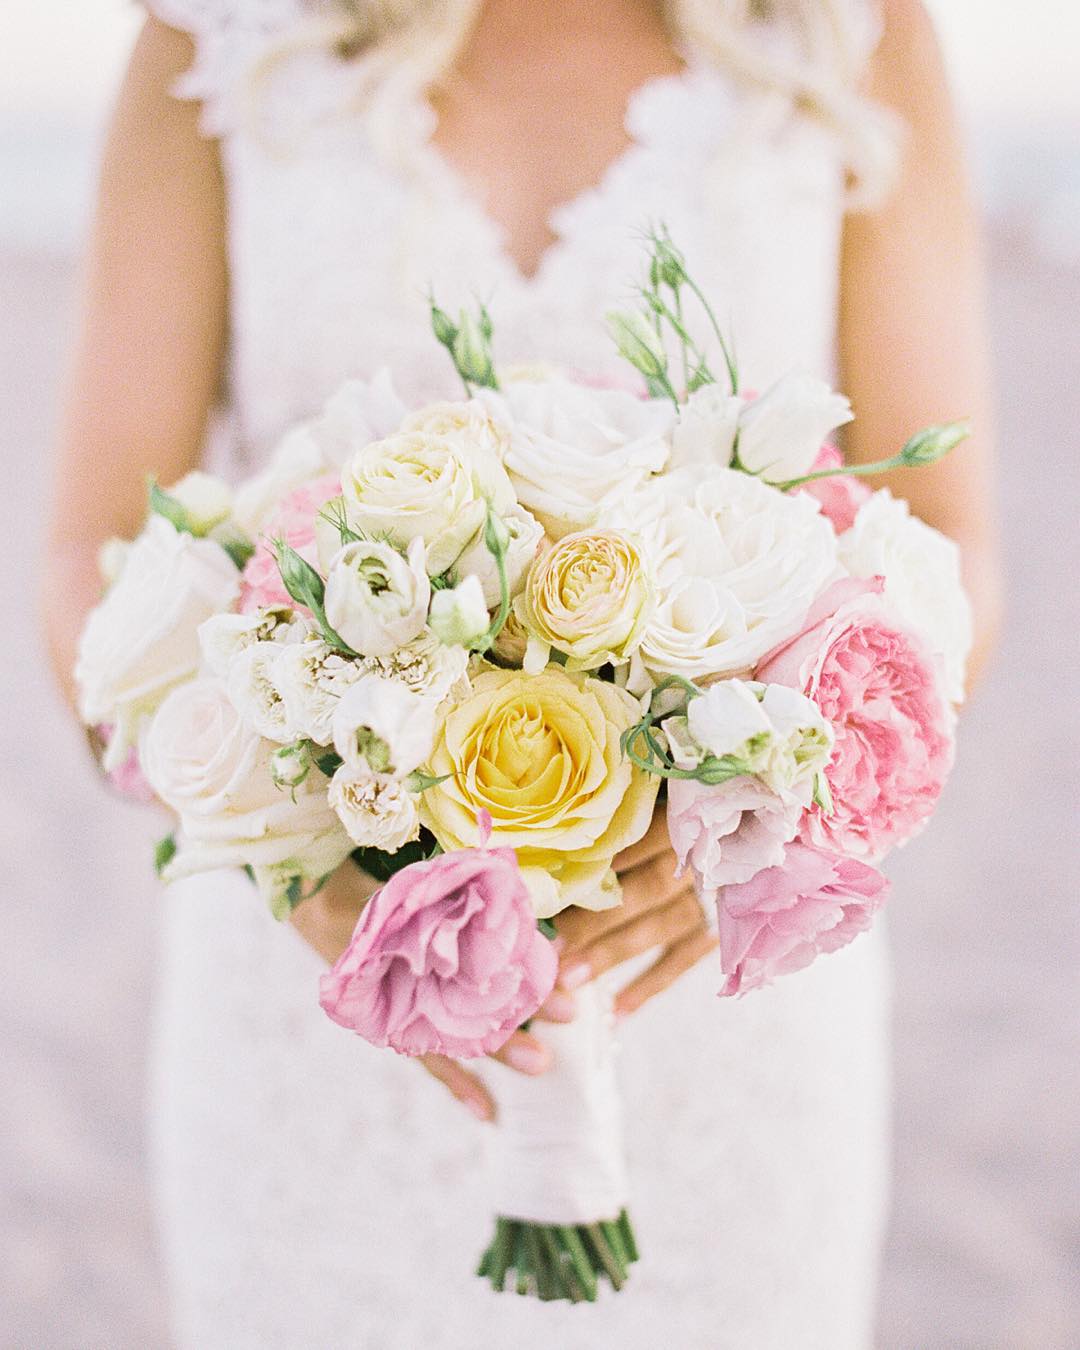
[44,1,998,1345]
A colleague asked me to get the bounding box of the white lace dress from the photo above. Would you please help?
[146,4,892,1346]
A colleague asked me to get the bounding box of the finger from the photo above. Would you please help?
[566,891,705,986]
[612,806,672,872]
[488,1029,553,1076]
[531,987,577,1023]
[418,1053,495,1122]
[557,853,691,956]
[613,928,719,1018]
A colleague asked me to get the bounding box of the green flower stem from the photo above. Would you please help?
[584,1223,626,1290]
[514,1225,530,1296]
[617,1210,640,1263]
[775,420,971,492]
[477,1212,638,1302]
[556,1225,598,1301]
[683,273,739,394]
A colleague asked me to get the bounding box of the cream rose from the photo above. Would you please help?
[143,678,352,901]
[76,516,240,765]
[340,415,516,574]
[487,376,673,539]
[323,537,430,656]
[838,490,972,703]
[627,466,839,681]
[419,665,659,915]
[516,529,654,672]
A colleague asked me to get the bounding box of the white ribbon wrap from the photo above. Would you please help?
[482,979,628,1225]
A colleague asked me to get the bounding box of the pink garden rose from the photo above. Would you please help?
[239,473,340,614]
[798,443,871,533]
[319,845,558,1059]
[715,840,889,996]
[756,576,953,861]
[667,777,800,892]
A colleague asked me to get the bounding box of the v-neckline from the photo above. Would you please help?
[412,61,696,290]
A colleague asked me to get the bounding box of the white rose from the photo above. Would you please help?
[274,639,364,745]
[401,398,513,466]
[488,376,673,538]
[166,470,233,533]
[452,504,543,607]
[838,489,973,703]
[428,575,490,648]
[143,678,352,891]
[353,631,471,703]
[76,516,239,765]
[670,384,745,471]
[630,466,838,681]
[736,371,853,483]
[232,425,328,537]
[328,768,421,851]
[323,537,430,656]
[198,607,309,679]
[331,674,437,777]
[340,416,515,574]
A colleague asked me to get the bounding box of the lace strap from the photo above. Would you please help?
[143,0,316,135]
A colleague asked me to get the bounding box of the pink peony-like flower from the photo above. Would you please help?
[319,845,558,1059]
[715,840,889,996]
[756,576,953,861]
[239,473,341,614]
[667,777,800,892]
[798,443,872,533]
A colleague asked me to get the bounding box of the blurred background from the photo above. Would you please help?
[2,2,1077,1346]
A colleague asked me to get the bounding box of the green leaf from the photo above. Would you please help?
[537,918,558,940]
[148,478,193,534]
[351,829,438,881]
[153,833,177,877]
[220,535,255,570]
[315,750,344,778]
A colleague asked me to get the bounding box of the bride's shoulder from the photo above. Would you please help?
[141,0,318,134]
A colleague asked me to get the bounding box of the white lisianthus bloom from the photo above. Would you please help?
[756,683,833,801]
[273,639,365,745]
[198,607,309,679]
[669,384,745,471]
[76,516,240,767]
[627,466,838,681]
[685,679,773,762]
[311,370,409,468]
[340,416,515,575]
[323,537,430,656]
[166,470,233,533]
[97,536,130,586]
[331,674,437,777]
[838,489,973,703]
[143,678,353,895]
[354,630,471,703]
[328,768,421,851]
[452,504,543,607]
[226,641,298,743]
[486,376,673,539]
[428,575,491,648]
[736,371,853,483]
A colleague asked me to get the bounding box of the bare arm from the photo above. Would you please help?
[840,0,1001,687]
[42,16,227,709]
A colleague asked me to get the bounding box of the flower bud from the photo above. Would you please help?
[452,311,496,386]
[166,471,233,535]
[430,302,458,348]
[652,236,687,289]
[429,574,491,647]
[899,421,970,466]
[271,740,313,790]
[606,309,668,382]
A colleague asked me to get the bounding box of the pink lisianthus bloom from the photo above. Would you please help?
[667,777,800,892]
[798,443,871,533]
[714,840,889,996]
[319,845,558,1059]
[238,473,341,614]
[756,576,953,861]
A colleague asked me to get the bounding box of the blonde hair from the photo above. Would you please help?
[269,0,898,203]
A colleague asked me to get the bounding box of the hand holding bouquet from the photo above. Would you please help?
[76,229,971,1301]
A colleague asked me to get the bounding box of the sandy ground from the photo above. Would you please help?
[2,230,1077,1349]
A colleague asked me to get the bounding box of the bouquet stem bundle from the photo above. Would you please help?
[476,1210,638,1301]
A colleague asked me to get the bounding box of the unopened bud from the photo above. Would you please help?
[606,309,668,382]
[899,420,970,466]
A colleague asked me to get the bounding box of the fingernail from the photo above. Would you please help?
[541,990,577,1022]
[559,962,592,991]
[506,1041,551,1074]
[463,1095,492,1122]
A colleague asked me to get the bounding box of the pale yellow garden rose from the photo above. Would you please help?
[419,665,659,916]
[516,529,654,673]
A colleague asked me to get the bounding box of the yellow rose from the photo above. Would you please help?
[516,529,654,673]
[420,665,659,916]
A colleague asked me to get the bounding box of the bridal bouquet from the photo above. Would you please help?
[75,231,971,1302]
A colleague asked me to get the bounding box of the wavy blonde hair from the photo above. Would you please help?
[274,0,898,203]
